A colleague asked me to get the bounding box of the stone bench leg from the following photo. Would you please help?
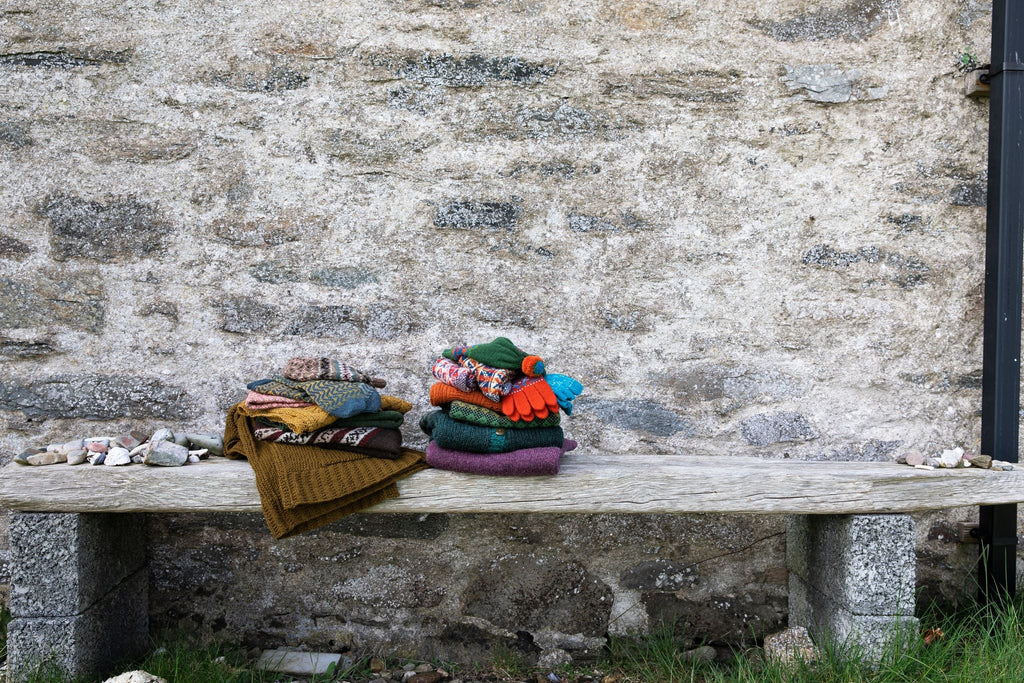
[787,514,919,662]
[7,512,149,682]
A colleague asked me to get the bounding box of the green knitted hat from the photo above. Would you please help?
[443,337,545,377]
[448,400,560,430]
[419,409,563,454]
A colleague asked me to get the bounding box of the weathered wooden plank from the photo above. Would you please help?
[1,455,1023,515]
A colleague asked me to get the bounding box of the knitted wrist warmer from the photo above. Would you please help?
[432,357,477,392]
[459,357,512,402]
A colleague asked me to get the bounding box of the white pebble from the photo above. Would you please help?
[105,447,132,466]
[187,454,200,463]
[914,464,935,471]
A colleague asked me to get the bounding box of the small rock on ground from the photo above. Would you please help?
[102,671,167,683]
[763,625,819,664]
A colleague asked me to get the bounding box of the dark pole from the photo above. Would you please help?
[979,0,1023,604]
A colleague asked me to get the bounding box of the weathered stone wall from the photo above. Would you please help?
[0,0,1009,663]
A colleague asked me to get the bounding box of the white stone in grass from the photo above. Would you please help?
[101,671,167,683]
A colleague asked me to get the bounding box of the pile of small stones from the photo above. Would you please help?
[14,429,223,468]
[897,446,1014,471]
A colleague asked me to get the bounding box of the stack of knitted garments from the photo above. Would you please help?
[224,357,427,538]
[422,337,583,476]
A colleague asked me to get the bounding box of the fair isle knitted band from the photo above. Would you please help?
[447,400,560,429]
[459,357,512,402]
[282,357,387,388]
[432,357,478,392]
[253,420,403,459]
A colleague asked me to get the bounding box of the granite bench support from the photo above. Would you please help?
[2,456,1022,680]
[7,512,149,681]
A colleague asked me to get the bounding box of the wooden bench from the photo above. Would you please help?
[2,454,1023,680]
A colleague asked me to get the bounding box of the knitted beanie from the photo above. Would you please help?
[420,410,564,453]
[443,337,545,377]
[282,357,387,387]
[448,400,560,430]
[429,382,501,410]
[425,439,577,476]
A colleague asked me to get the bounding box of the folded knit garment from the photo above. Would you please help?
[253,421,403,459]
[259,410,406,432]
[244,391,314,411]
[425,439,577,476]
[432,356,477,392]
[420,410,564,453]
[448,400,560,430]
[429,382,501,410]
[238,403,338,434]
[380,395,413,414]
[224,403,427,539]
[282,357,386,387]
[247,376,382,418]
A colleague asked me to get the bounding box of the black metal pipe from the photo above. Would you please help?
[980,0,1024,604]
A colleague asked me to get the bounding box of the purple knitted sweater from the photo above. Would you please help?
[425,439,577,476]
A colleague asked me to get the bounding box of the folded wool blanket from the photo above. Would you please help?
[282,357,387,387]
[448,400,560,429]
[247,376,382,418]
[429,382,501,410]
[432,357,477,392]
[224,403,427,539]
[244,391,314,410]
[259,410,406,432]
[253,421,403,459]
[425,439,576,476]
[420,410,564,453]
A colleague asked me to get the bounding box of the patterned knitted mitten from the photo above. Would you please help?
[460,357,513,402]
[431,357,477,392]
[282,357,387,387]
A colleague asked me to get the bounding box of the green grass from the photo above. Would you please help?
[602,596,1024,683]
[5,597,1024,682]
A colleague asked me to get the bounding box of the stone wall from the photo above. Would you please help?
[0,0,1010,663]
